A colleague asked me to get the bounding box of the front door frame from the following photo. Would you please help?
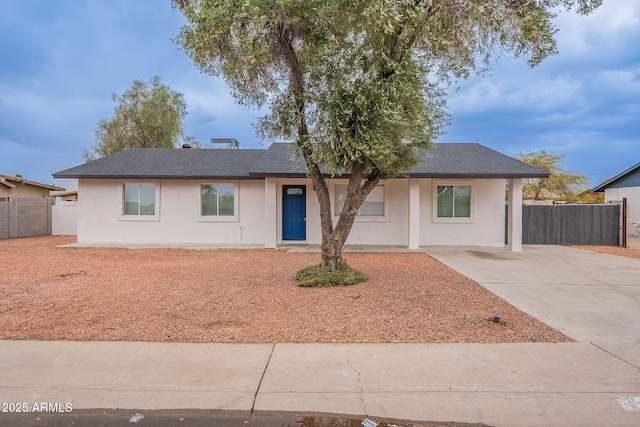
[282,185,307,241]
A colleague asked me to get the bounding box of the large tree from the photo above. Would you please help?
[519,149,588,202]
[84,76,188,161]
[173,0,601,271]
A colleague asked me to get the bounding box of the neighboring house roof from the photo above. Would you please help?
[591,161,640,192]
[52,143,549,180]
[0,174,64,191]
[51,190,78,199]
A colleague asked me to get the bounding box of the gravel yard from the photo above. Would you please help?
[575,236,640,260]
[0,236,570,343]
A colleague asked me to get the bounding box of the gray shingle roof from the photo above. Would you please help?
[53,148,265,179]
[53,143,549,179]
[406,143,549,178]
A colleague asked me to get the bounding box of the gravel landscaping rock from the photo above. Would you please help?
[0,236,570,343]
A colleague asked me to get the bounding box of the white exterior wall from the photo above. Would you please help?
[52,201,78,236]
[604,186,640,236]
[77,179,265,244]
[507,178,523,251]
[273,178,408,245]
[419,179,506,246]
[76,177,509,247]
[332,179,409,246]
[274,178,506,246]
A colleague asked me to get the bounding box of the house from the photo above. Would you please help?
[51,190,79,202]
[591,161,640,236]
[52,142,548,250]
[0,174,65,199]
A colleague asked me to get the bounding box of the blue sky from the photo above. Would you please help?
[1,1,638,190]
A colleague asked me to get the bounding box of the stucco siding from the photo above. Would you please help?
[77,179,265,244]
[604,186,640,235]
[419,179,506,246]
[52,202,78,236]
[0,184,53,199]
[334,179,409,246]
[273,178,409,245]
[76,177,509,247]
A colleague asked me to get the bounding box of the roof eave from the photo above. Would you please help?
[406,172,550,179]
[591,161,640,192]
[53,174,260,180]
[250,172,550,179]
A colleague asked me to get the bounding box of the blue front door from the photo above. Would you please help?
[283,185,306,240]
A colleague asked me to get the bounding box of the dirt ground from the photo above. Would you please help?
[574,236,640,260]
[0,236,571,344]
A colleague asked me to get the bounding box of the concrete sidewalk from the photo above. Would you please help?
[1,340,639,426]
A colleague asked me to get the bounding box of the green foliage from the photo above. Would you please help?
[296,263,368,287]
[577,191,604,204]
[173,0,602,267]
[83,76,188,161]
[174,0,602,178]
[519,149,589,202]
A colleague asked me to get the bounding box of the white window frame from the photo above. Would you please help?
[198,181,239,222]
[331,182,389,223]
[119,182,160,222]
[432,181,475,224]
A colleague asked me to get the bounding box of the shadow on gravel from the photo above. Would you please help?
[0,409,493,427]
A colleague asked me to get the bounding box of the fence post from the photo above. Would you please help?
[622,198,627,248]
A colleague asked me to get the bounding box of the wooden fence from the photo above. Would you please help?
[517,204,620,246]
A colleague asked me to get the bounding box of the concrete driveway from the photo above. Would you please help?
[423,245,640,344]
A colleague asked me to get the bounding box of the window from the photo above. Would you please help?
[286,187,303,195]
[123,183,155,216]
[334,185,384,217]
[437,185,471,218]
[201,184,235,216]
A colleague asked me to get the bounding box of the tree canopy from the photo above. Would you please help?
[519,149,588,202]
[84,76,188,161]
[173,0,602,275]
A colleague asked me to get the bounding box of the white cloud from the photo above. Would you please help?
[553,0,640,56]
[448,73,584,114]
[598,67,640,93]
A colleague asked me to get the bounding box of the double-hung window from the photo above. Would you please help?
[334,184,385,217]
[123,183,156,216]
[436,185,471,218]
[201,184,235,217]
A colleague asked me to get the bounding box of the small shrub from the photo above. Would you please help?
[295,263,368,287]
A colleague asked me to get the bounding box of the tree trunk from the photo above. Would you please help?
[321,235,344,270]
[314,161,381,270]
[278,23,381,271]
